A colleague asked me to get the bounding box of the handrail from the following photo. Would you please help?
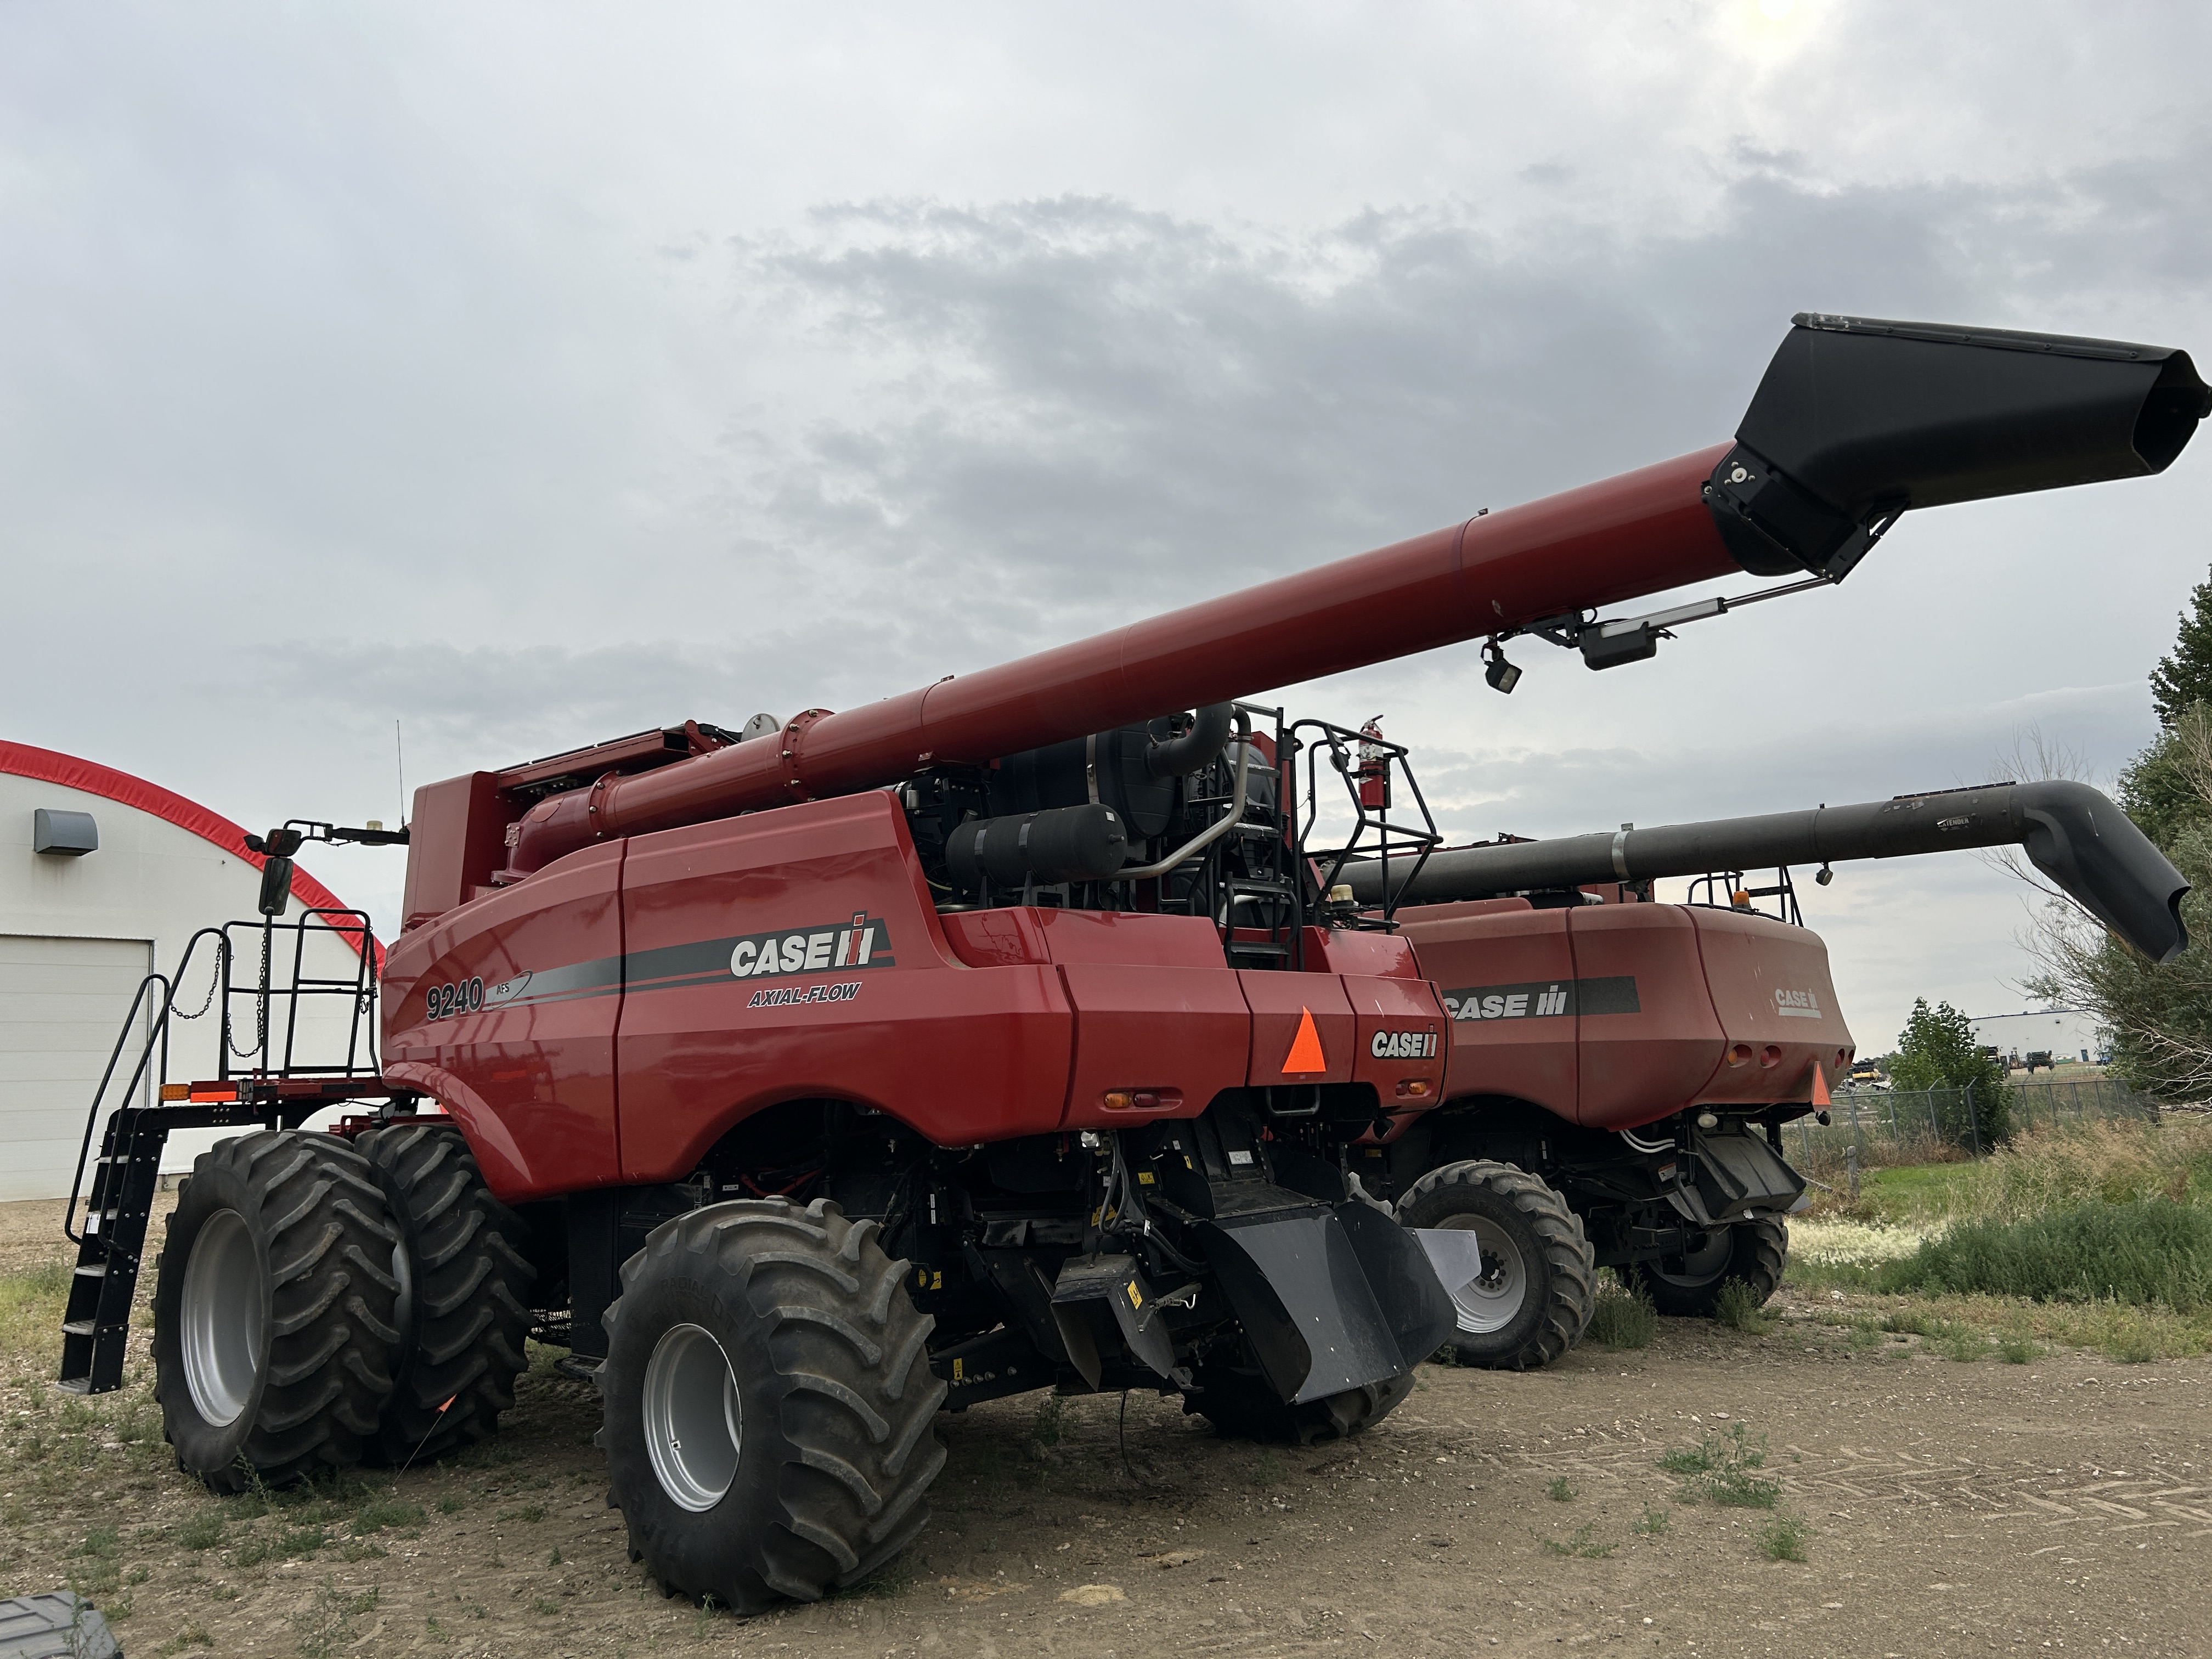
[61,924,228,1247]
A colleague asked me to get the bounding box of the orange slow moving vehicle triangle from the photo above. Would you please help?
[1283,1007,1327,1075]
[1810,1062,1831,1109]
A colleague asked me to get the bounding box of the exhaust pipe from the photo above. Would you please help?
[1342,780,2190,963]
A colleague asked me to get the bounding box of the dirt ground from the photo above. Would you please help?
[6,1196,2212,1657]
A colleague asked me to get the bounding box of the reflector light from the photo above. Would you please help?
[187,1085,239,1103]
[1101,1089,1179,1111]
[1282,1008,1327,1075]
[159,1084,189,1102]
[1395,1079,1433,1099]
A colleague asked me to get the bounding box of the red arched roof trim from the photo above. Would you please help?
[0,741,383,968]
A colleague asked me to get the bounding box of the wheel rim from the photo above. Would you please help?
[179,1207,266,1427]
[1651,1227,1735,1288]
[1435,1215,1528,1335]
[643,1323,742,1512]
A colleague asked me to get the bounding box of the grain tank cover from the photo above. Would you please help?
[1709,314,2211,580]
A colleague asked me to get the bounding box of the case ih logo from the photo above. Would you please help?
[1369,1029,1438,1060]
[729,915,895,980]
[1443,977,1640,1022]
[1774,987,1823,1019]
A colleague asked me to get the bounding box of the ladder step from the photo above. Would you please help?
[55,1377,92,1396]
[74,1263,106,1279]
[61,1320,94,1336]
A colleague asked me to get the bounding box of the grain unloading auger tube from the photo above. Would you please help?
[490,312,2208,885]
[1339,779,2191,966]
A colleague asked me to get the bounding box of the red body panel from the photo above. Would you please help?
[383,795,1449,1201]
[383,843,627,1201]
[1396,899,1854,1133]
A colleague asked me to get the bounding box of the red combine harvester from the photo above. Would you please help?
[58,315,2205,1612]
[1334,779,2191,1367]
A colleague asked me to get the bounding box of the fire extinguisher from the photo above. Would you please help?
[1356,718,1391,812]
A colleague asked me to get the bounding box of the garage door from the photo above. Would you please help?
[0,935,153,1202]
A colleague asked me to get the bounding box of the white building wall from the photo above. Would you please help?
[0,771,373,1198]
[1970,1008,2106,1067]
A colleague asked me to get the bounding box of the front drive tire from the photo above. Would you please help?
[151,1130,401,1490]
[1627,1216,1788,1318]
[358,1120,536,1466]
[600,1198,949,1612]
[1395,1160,1595,1371]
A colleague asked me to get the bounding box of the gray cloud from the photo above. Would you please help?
[5,5,2210,1043]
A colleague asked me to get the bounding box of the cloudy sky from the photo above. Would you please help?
[5,1,2209,1049]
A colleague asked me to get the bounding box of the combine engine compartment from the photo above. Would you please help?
[381,707,1459,1421]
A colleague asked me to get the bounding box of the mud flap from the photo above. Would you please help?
[1201,1199,1454,1405]
[1686,1127,1805,1223]
[1048,1254,1190,1387]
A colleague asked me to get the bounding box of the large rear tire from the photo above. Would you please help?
[1627,1216,1788,1317]
[1183,1363,1414,1446]
[1395,1160,1595,1370]
[151,1130,400,1491]
[358,1119,535,1466]
[600,1198,947,1612]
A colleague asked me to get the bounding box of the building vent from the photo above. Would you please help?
[32,808,98,856]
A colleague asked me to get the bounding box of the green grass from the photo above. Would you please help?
[1585,1284,1657,1349]
[171,1511,226,1551]
[1757,1513,1813,1562]
[1533,1521,1613,1559]
[1878,1199,2212,1310]
[1658,1423,1780,1508]
[1545,1477,1575,1502]
[1712,1279,1776,1333]
[1632,1506,1669,1536]
[351,1496,424,1534]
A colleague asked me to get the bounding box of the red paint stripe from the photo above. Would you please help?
[0,740,382,968]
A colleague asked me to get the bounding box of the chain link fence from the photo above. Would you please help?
[1790,1076,2160,1182]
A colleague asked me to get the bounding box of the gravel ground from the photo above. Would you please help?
[4,1195,2210,1657]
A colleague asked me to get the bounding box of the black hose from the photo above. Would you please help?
[1145,703,1235,778]
[1341,779,2189,963]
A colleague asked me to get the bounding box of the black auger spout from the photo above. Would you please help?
[1342,780,2190,963]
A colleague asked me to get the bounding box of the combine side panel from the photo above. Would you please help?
[1564,905,1729,1130]
[1239,970,1357,1087]
[614,795,1077,1177]
[382,842,626,1203]
[1034,910,1251,1132]
[1397,901,1578,1117]
[1682,908,1855,1104]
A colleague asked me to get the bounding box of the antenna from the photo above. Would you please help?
[396,720,407,828]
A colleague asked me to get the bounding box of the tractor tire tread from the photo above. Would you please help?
[603,1197,947,1613]
[359,1121,535,1466]
[1628,1216,1790,1317]
[153,1130,400,1491]
[1397,1159,1596,1372]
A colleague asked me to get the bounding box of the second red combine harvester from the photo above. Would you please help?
[63,315,2204,1613]
[1334,776,2190,1368]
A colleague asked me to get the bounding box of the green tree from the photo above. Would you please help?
[2151,568,2212,728]
[1888,997,2010,1145]
[2027,708,2212,1103]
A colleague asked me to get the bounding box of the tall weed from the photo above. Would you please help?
[1878,1198,2212,1310]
